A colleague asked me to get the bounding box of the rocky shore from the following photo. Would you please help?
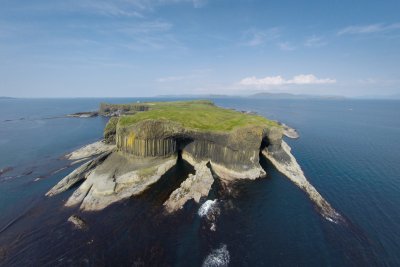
[67,111,98,118]
[262,141,343,223]
[281,123,300,139]
[46,100,341,223]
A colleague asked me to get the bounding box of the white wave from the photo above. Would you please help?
[202,244,230,267]
[198,200,220,231]
[198,200,218,217]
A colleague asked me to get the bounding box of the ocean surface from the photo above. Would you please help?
[0,97,399,266]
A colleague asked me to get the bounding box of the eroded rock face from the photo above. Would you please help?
[65,153,177,211]
[46,151,112,197]
[164,153,215,213]
[117,120,283,180]
[68,215,88,230]
[99,103,149,117]
[46,103,342,223]
[116,120,183,157]
[65,141,115,161]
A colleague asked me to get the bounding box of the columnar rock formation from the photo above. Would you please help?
[46,100,342,222]
[116,119,280,181]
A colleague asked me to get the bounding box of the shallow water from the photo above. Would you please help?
[0,97,399,266]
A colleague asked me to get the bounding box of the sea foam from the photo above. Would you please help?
[202,244,230,267]
[198,200,220,231]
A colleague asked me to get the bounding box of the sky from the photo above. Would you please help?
[0,0,399,97]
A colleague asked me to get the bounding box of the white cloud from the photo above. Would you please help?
[157,76,188,82]
[157,69,212,82]
[278,42,296,51]
[241,28,281,47]
[240,74,336,87]
[192,0,208,8]
[304,35,327,47]
[118,21,172,34]
[23,0,210,18]
[337,23,400,35]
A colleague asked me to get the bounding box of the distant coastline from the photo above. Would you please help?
[2,93,400,100]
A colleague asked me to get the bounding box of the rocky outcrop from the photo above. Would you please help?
[262,140,343,223]
[164,153,214,213]
[117,120,283,181]
[47,100,342,223]
[46,151,112,197]
[0,245,6,262]
[99,103,149,117]
[64,153,177,211]
[116,120,183,157]
[65,141,115,161]
[281,123,300,139]
[0,167,13,177]
[68,215,88,230]
[67,112,98,118]
[104,117,119,144]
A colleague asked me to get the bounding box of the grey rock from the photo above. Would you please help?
[164,153,214,213]
[68,215,88,230]
[262,140,344,223]
[46,151,111,197]
[65,141,115,161]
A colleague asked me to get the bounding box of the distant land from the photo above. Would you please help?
[1,93,400,100]
[157,92,400,100]
[157,92,347,100]
[355,93,400,100]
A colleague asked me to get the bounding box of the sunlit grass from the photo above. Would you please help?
[118,100,279,132]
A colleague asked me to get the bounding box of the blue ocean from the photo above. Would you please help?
[0,97,399,266]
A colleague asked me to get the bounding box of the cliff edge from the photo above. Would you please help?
[47,100,341,222]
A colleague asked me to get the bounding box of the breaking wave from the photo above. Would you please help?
[198,200,220,231]
[202,244,230,267]
[198,200,218,217]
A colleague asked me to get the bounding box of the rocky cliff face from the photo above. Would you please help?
[99,103,149,116]
[115,119,283,180]
[47,101,342,223]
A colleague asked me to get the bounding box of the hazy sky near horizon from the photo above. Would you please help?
[1,0,399,97]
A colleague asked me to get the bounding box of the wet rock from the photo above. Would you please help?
[46,151,112,197]
[64,153,177,211]
[0,167,13,177]
[68,215,88,230]
[67,112,98,118]
[65,141,115,161]
[281,123,300,139]
[164,153,214,213]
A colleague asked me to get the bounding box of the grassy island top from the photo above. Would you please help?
[117,100,279,132]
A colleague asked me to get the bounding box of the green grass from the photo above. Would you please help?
[117,100,279,132]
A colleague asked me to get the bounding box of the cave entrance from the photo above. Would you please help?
[174,137,194,160]
[260,137,270,151]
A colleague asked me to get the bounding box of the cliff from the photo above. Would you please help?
[113,100,281,180]
[47,100,342,223]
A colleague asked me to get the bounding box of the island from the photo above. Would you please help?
[47,100,343,223]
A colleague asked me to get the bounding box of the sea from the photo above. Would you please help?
[0,97,399,266]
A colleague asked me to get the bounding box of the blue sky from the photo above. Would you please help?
[0,0,399,97]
